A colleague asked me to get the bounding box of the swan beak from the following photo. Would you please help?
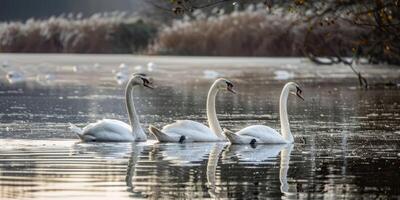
[144,82,154,89]
[140,76,154,89]
[295,86,304,101]
[143,80,154,89]
[296,92,304,101]
[227,87,237,94]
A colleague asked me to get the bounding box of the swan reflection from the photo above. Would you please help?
[208,144,296,199]
[280,144,297,199]
[206,143,228,199]
[125,144,145,196]
[222,144,287,163]
[124,142,219,198]
[122,142,296,199]
[71,142,133,159]
[155,142,217,166]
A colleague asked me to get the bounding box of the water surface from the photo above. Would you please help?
[0,54,399,199]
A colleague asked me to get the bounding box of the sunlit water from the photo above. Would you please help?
[0,55,399,199]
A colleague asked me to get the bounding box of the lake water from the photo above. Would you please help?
[0,54,399,199]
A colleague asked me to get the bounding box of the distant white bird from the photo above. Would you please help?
[115,71,129,85]
[2,60,9,68]
[203,70,221,79]
[36,73,54,85]
[223,82,304,144]
[6,71,25,84]
[274,70,294,80]
[69,74,153,142]
[72,65,78,72]
[134,65,143,71]
[147,62,155,72]
[119,63,127,69]
[115,63,131,85]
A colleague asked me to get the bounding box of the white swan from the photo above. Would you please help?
[223,82,304,144]
[6,71,25,84]
[69,74,153,142]
[148,78,236,143]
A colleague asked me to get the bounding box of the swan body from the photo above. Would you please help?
[69,119,135,142]
[69,74,152,142]
[72,65,79,72]
[36,73,54,85]
[149,78,236,143]
[224,82,303,144]
[150,120,221,142]
[224,125,287,144]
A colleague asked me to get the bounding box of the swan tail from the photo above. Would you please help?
[69,123,84,140]
[148,125,177,142]
[223,128,253,144]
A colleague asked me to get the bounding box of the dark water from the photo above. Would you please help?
[0,55,399,199]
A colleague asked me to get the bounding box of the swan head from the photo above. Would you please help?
[215,78,236,94]
[287,82,304,101]
[131,73,154,89]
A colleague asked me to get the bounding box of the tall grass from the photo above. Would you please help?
[0,12,158,53]
[0,8,365,56]
[151,7,364,57]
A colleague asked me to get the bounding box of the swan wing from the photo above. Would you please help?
[163,120,210,133]
[81,119,134,142]
[236,125,287,144]
[162,120,220,141]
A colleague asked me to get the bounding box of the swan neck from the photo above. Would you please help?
[207,82,224,139]
[280,85,294,143]
[125,82,143,136]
